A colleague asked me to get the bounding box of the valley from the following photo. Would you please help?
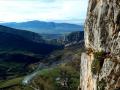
[0,23,84,90]
[1,0,119,90]
[0,43,84,90]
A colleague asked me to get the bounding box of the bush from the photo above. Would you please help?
[97,79,106,90]
[91,58,101,75]
[91,51,105,75]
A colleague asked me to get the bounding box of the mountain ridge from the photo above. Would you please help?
[0,20,83,34]
[0,25,44,43]
[0,25,63,55]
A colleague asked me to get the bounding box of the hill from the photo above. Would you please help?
[0,25,44,43]
[0,25,63,54]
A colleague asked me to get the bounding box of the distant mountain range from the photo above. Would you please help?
[0,20,83,34]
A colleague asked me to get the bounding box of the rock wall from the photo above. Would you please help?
[80,0,120,90]
[80,53,97,90]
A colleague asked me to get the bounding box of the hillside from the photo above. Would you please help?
[0,31,62,55]
[0,20,83,34]
[63,31,84,46]
[0,25,63,54]
[0,25,44,43]
[0,25,64,85]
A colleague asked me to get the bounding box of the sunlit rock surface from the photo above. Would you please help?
[80,0,120,90]
[80,53,97,90]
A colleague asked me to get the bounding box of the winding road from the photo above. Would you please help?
[22,58,72,85]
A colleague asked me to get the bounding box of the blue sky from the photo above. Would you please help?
[0,0,88,24]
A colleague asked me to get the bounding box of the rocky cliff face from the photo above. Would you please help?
[63,31,84,47]
[80,0,120,90]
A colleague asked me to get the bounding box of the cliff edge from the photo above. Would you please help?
[80,0,120,90]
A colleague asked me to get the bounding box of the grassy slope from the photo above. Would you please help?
[0,77,23,89]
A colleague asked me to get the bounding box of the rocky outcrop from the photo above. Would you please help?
[80,53,97,90]
[64,31,84,43]
[63,31,84,47]
[80,0,120,90]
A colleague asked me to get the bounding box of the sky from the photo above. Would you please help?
[0,0,88,24]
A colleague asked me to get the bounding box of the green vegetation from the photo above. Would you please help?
[94,51,105,59]
[0,50,43,81]
[0,77,23,89]
[31,63,80,90]
[97,79,106,90]
[91,51,105,75]
[91,58,101,75]
[0,40,83,90]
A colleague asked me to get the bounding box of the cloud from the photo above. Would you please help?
[40,0,56,3]
[0,0,88,24]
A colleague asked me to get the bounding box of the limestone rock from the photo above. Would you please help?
[80,0,120,90]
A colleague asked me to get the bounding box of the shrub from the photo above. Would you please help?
[91,51,105,75]
[91,58,101,75]
[97,79,106,90]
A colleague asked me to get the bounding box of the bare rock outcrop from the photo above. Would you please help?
[80,0,120,90]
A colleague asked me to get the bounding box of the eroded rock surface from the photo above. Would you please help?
[80,0,120,90]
